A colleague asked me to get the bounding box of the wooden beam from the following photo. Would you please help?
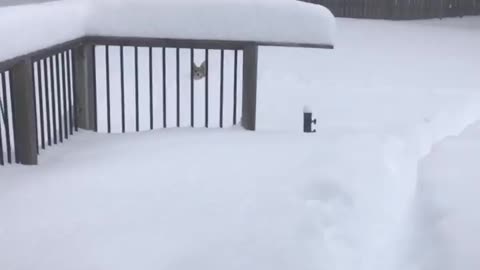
[10,58,38,165]
[73,44,97,131]
[241,45,258,131]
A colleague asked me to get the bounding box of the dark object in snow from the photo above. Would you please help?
[303,107,317,133]
[301,0,480,20]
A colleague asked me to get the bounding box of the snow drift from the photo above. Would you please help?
[0,0,335,63]
[0,0,87,63]
[86,0,335,47]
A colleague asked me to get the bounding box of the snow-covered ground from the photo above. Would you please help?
[1,12,480,270]
[417,121,480,270]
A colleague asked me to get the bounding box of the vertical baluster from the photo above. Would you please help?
[56,53,63,143]
[162,47,167,128]
[233,50,238,125]
[37,59,45,148]
[205,49,209,128]
[66,50,74,135]
[8,71,19,163]
[0,73,5,165]
[92,45,98,131]
[32,62,39,153]
[61,52,68,139]
[176,48,180,127]
[70,50,79,132]
[44,58,52,145]
[219,49,224,128]
[50,56,57,144]
[190,48,194,127]
[120,46,126,133]
[135,46,139,132]
[105,45,111,133]
[149,46,153,130]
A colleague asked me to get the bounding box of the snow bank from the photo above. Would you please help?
[418,122,480,270]
[254,17,480,269]
[0,0,335,63]
[0,0,87,63]
[0,129,426,270]
[86,0,335,47]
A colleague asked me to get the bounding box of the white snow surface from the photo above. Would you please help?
[86,0,335,46]
[1,12,480,270]
[417,122,480,270]
[0,0,335,63]
[0,0,87,62]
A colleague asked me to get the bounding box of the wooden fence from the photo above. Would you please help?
[302,0,480,19]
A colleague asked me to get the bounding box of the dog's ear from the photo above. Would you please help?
[200,61,206,70]
[192,62,199,69]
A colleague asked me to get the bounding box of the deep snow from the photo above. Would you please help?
[0,0,335,63]
[0,0,87,62]
[417,121,480,270]
[1,9,480,270]
[86,0,335,47]
[0,129,406,270]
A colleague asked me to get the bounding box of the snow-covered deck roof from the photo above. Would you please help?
[0,0,335,63]
[87,0,335,49]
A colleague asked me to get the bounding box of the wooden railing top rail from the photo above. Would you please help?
[0,36,334,72]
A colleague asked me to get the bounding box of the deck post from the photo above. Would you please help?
[73,43,97,131]
[10,58,38,165]
[241,45,258,131]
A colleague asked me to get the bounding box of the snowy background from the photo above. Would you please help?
[1,1,480,270]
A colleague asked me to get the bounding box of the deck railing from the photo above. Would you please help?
[0,37,264,166]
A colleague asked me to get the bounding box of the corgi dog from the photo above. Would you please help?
[192,61,206,80]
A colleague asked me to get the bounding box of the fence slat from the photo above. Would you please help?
[66,50,74,135]
[135,46,139,132]
[56,54,63,143]
[105,45,111,133]
[0,72,5,165]
[219,49,224,128]
[120,46,126,133]
[190,48,194,128]
[37,60,45,149]
[50,56,57,144]
[9,71,19,164]
[233,50,238,125]
[43,58,51,146]
[162,47,167,128]
[32,63,39,154]
[176,48,180,128]
[205,49,209,128]
[90,46,98,131]
[149,46,154,130]
[61,52,69,139]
